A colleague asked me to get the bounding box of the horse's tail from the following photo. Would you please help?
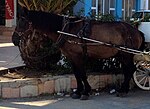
[139,31,145,51]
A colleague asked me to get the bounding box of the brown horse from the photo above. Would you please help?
[12,8,145,100]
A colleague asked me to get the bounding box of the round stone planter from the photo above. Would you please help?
[0,74,135,99]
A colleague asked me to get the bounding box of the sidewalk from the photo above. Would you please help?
[0,43,25,71]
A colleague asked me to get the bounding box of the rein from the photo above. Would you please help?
[55,18,69,47]
[14,17,33,37]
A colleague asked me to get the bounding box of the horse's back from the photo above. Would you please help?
[86,21,144,58]
[90,21,144,49]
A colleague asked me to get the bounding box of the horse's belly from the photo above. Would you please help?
[87,45,118,58]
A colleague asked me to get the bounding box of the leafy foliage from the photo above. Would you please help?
[18,0,78,14]
[90,12,115,22]
[99,14,115,22]
[142,13,150,22]
[128,12,150,28]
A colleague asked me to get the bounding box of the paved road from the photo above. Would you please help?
[0,90,149,109]
[0,43,24,70]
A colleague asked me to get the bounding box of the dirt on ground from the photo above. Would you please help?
[0,67,51,81]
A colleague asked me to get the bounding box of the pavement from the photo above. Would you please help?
[0,90,149,109]
[0,43,25,70]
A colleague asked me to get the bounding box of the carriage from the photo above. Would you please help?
[133,22,150,91]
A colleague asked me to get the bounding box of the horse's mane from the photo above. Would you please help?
[27,10,64,32]
[27,10,83,33]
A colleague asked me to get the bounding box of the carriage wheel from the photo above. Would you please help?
[133,61,150,90]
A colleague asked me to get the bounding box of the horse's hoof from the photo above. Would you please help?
[80,95,89,100]
[71,93,81,99]
[116,92,127,97]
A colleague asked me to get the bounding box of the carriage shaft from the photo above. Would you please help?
[57,31,144,55]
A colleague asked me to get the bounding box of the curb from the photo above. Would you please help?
[0,74,135,99]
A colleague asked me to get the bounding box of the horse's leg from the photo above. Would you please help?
[71,56,91,100]
[71,62,84,99]
[80,73,92,100]
[117,54,136,97]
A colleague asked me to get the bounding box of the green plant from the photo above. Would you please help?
[129,12,150,28]
[100,13,115,22]
[142,13,150,22]
[18,0,78,14]
[90,13,115,22]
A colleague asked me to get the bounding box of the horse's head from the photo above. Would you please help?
[12,7,32,46]
[12,7,86,46]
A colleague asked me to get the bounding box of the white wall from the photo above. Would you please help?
[140,0,149,10]
[5,0,17,27]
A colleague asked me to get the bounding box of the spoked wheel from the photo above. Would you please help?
[134,61,150,90]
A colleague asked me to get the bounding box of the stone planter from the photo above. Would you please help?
[0,74,135,99]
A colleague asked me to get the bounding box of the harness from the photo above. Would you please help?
[55,18,91,61]
[55,16,70,47]
[56,17,90,47]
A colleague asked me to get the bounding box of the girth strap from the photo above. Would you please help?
[79,20,90,62]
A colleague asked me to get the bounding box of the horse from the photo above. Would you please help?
[12,8,145,100]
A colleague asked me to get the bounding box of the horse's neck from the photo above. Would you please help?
[47,32,59,42]
[29,11,63,41]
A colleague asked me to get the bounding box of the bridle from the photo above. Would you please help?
[14,17,33,37]
[56,16,84,47]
